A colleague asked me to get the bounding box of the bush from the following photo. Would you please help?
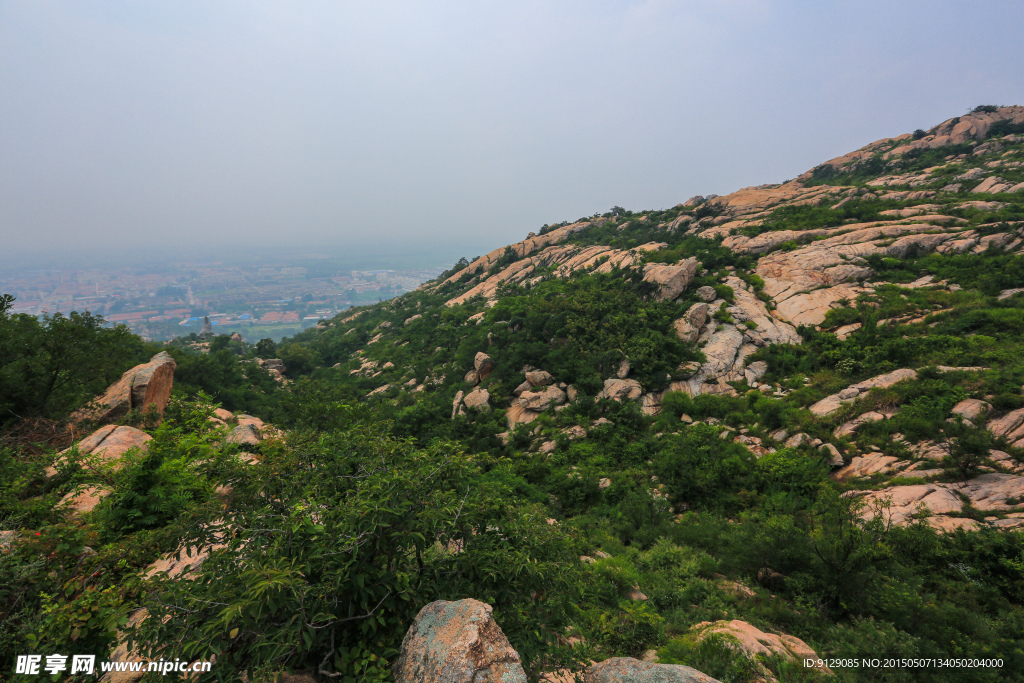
[128,420,586,680]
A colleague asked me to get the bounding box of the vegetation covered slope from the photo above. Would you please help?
[4,105,1024,682]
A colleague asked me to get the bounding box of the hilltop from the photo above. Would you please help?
[3,105,1024,683]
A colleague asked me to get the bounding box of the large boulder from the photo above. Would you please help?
[585,658,719,683]
[519,385,567,411]
[642,259,699,301]
[673,303,709,343]
[690,620,829,676]
[47,425,152,476]
[463,387,492,412]
[525,369,554,387]
[226,423,262,446]
[598,378,643,402]
[393,599,527,683]
[74,352,176,423]
[474,352,496,380]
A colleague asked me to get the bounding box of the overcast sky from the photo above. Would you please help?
[3,1,1024,261]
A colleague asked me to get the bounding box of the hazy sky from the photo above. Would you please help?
[3,1,1024,260]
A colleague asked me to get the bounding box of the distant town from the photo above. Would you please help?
[1,257,446,342]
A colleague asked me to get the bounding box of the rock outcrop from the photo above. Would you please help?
[598,378,644,402]
[47,425,152,476]
[641,258,699,301]
[74,352,176,423]
[585,658,720,683]
[810,368,919,416]
[393,599,527,683]
[673,303,708,343]
[690,620,830,678]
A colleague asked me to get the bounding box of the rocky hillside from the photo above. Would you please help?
[4,106,1024,683]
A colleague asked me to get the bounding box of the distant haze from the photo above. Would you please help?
[3,1,1024,263]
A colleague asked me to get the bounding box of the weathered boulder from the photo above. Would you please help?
[525,369,554,387]
[695,286,717,302]
[785,432,811,448]
[227,423,262,446]
[598,379,644,402]
[585,658,720,683]
[520,385,567,411]
[673,303,709,343]
[821,443,844,467]
[452,391,466,418]
[642,259,699,301]
[834,411,887,437]
[464,369,480,386]
[47,425,152,476]
[690,620,829,676]
[393,599,527,683]
[59,485,111,516]
[74,352,176,423]
[463,387,491,412]
[474,352,496,380]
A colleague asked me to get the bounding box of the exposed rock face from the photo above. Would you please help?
[691,620,829,676]
[441,233,666,307]
[739,221,972,326]
[393,599,527,683]
[598,378,644,402]
[506,403,541,426]
[673,303,708,343]
[989,408,1024,441]
[834,453,903,481]
[810,368,919,416]
[834,411,887,437]
[48,425,152,476]
[585,658,720,683]
[722,277,800,346]
[74,352,176,423]
[59,485,111,515]
[642,259,699,301]
[952,399,991,422]
[686,327,744,395]
[858,473,1024,530]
